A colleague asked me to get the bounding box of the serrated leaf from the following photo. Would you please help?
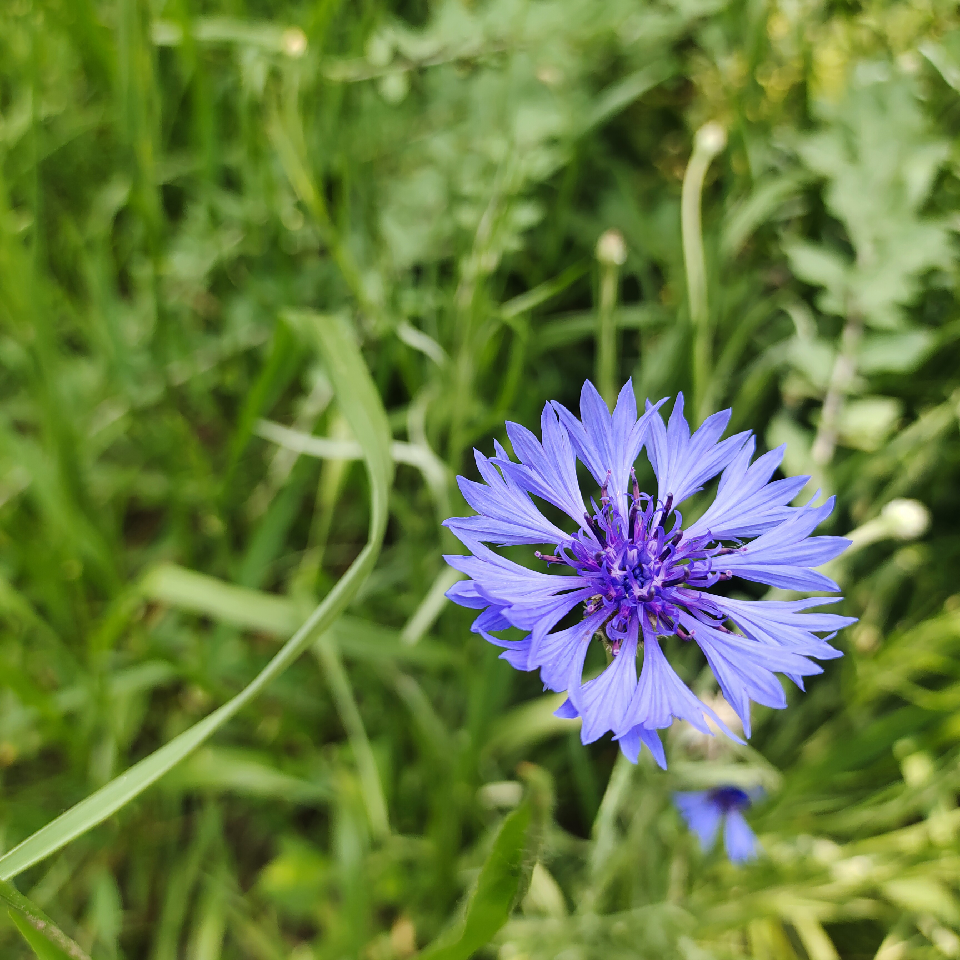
[783,242,849,301]
[418,770,551,960]
[836,397,901,452]
[858,330,934,374]
[419,802,532,960]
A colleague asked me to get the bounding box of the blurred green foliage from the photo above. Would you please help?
[1,0,960,956]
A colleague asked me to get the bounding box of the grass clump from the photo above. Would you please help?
[1,0,960,957]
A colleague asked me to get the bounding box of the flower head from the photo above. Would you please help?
[444,380,854,768]
[674,786,759,863]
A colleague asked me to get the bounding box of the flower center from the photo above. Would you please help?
[536,473,736,646]
[707,786,751,812]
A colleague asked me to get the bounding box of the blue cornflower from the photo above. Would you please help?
[674,787,759,863]
[444,381,854,768]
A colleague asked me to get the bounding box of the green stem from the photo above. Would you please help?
[596,230,626,407]
[811,311,863,468]
[597,266,618,406]
[681,123,726,417]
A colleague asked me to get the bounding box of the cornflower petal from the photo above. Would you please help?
[472,607,511,633]
[481,631,533,670]
[617,624,743,742]
[445,579,487,610]
[721,497,850,592]
[681,613,823,736]
[615,724,667,768]
[723,811,759,863]
[496,404,586,523]
[532,613,603,692]
[674,792,723,850]
[683,439,809,540]
[444,543,589,606]
[554,697,580,719]
[674,788,759,864]
[552,380,665,516]
[575,623,640,744]
[701,594,852,659]
[446,449,571,546]
[506,588,595,634]
[644,394,749,507]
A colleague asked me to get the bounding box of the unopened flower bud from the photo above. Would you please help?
[881,498,930,540]
[282,27,307,58]
[596,229,627,266]
[694,122,727,156]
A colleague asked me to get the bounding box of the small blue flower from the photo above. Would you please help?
[674,786,759,863]
[444,381,854,768]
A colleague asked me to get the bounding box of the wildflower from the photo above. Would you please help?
[444,381,854,768]
[673,787,759,863]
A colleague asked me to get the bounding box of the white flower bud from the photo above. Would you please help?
[282,27,307,58]
[595,229,627,266]
[478,781,523,809]
[694,122,727,156]
[880,499,930,540]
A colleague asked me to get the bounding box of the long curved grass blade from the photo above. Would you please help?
[1,879,90,960]
[0,314,392,881]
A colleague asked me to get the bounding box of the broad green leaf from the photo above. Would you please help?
[0,313,392,881]
[782,241,849,301]
[0,879,90,960]
[418,769,551,960]
[857,330,934,374]
[836,396,901,452]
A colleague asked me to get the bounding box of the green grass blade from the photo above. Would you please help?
[0,314,392,881]
[1,880,90,960]
[140,564,301,635]
[139,563,457,666]
[9,914,75,960]
[314,638,390,838]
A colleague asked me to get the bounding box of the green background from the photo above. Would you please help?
[1,0,959,957]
